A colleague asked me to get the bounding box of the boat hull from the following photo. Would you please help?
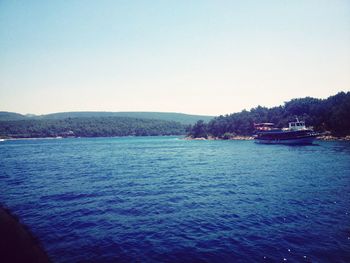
[254,136,316,145]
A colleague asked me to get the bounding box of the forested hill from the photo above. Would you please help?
[0,117,186,138]
[0,111,213,125]
[0,112,27,121]
[188,91,350,138]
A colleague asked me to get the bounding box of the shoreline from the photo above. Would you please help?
[0,135,182,141]
[316,135,350,141]
[184,136,254,141]
[1,135,350,142]
[184,135,350,141]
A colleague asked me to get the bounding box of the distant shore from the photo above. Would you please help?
[184,135,350,141]
[184,135,254,141]
[1,135,350,142]
[0,135,181,141]
[316,135,350,141]
[0,137,66,141]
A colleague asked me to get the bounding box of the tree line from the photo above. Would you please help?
[0,117,186,138]
[188,91,350,138]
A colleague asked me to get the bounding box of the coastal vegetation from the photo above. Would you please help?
[1,92,349,139]
[0,117,186,138]
[188,91,350,138]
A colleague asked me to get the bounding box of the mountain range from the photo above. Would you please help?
[0,111,213,125]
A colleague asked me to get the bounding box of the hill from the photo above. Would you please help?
[188,91,350,138]
[0,112,27,121]
[0,117,187,138]
[0,111,213,125]
[41,112,213,125]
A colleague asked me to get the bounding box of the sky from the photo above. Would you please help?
[0,0,349,116]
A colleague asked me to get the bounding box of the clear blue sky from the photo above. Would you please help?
[1,0,349,115]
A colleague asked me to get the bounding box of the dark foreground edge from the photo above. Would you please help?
[0,205,51,263]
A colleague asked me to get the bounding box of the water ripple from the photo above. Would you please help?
[0,137,349,262]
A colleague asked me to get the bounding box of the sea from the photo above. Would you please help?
[0,136,349,263]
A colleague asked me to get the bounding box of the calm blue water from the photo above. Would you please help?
[0,137,349,262]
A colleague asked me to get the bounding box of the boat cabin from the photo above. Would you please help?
[288,119,306,131]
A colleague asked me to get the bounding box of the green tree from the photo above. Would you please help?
[190,120,208,138]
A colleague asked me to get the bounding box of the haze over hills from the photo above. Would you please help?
[0,111,214,125]
[0,112,26,121]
